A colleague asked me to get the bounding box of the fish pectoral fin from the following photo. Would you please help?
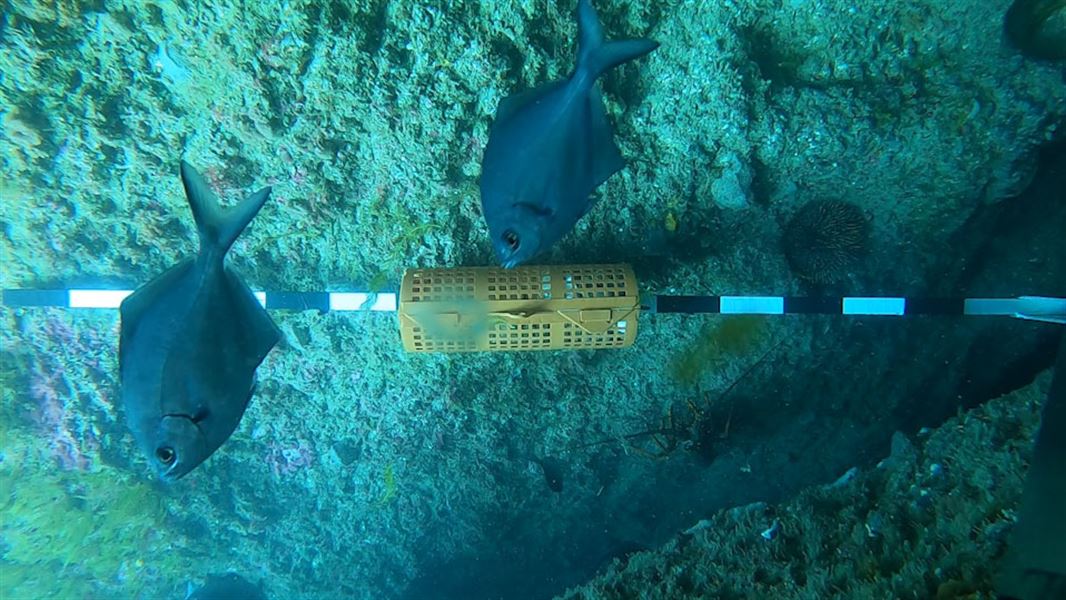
[516,201,555,219]
[586,86,625,189]
[224,268,282,362]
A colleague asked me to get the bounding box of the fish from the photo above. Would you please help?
[998,333,1066,598]
[119,161,280,480]
[186,572,267,600]
[479,0,658,267]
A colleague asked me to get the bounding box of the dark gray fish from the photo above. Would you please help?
[120,161,279,480]
[480,0,658,267]
[186,572,267,600]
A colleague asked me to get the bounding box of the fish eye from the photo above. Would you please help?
[156,446,176,465]
[503,230,520,251]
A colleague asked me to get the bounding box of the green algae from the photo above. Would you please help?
[0,425,178,598]
[669,316,767,386]
[376,462,397,508]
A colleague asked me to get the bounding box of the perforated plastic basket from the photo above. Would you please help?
[398,264,640,352]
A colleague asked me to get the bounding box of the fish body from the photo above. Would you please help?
[120,161,279,480]
[480,0,658,267]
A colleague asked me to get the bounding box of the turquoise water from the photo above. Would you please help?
[1,1,1064,598]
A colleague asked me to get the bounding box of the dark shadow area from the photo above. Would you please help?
[403,140,1066,600]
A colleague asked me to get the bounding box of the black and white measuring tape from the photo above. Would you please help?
[0,289,396,312]
[2,289,1063,324]
[649,295,1065,323]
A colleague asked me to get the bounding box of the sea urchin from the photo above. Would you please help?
[782,200,869,284]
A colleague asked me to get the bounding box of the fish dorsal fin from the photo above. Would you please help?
[120,259,195,322]
[118,259,196,375]
[496,88,538,124]
[586,85,625,189]
[494,80,567,126]
[180,161,271,258]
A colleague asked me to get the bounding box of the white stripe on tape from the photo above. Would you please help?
[329,292,397,312]
[842,297,905,315]
[720,296,784,315]
[68,289,132,308]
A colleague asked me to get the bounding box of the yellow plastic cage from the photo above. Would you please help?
[398,264,640,352]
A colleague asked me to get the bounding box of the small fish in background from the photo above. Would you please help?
[120,161,280,480]
[185,572,267,600]
[480,0,658,267]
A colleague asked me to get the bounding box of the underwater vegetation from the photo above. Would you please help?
[0,424,186,598]
[586,397,733,463]
[669,316,768,386]
[590,341,778,463]
[782,200,870,285]
[377,462,398,508]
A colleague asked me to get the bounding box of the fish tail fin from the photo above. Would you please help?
[576,0,658,81]
[180,160,271,257]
